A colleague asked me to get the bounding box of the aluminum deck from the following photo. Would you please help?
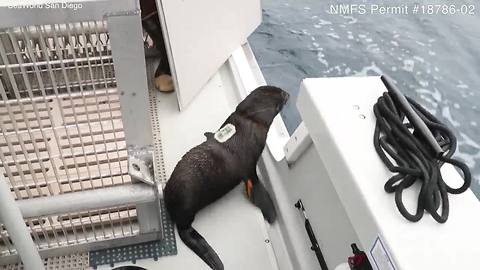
[97,63,280,270]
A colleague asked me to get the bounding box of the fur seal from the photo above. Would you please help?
[164,86,289,270]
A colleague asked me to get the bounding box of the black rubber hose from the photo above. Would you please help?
[373,76,471,223]
[381,75,444,156]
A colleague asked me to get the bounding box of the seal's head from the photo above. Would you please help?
[236,86,289,125]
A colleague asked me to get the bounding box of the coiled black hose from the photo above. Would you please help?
[373,76,471,223]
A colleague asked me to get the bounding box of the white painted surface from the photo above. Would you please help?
[156,0,261,109]
[283,122,312,165]
[101,185,276,270]
[99,64,280,269]
[258,143,361,269]
[334,263,350,270]
[297,76,480,269]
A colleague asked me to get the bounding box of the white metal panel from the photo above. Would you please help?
[156,0,261,109]
[257,144,361,269]
[283,122,312,165]
[297,76,480,269]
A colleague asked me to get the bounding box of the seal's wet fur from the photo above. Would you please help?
[164,86,289,270]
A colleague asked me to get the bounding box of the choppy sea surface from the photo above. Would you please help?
[249,0,480,199]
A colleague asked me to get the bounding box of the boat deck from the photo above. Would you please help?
[97,63,280,270]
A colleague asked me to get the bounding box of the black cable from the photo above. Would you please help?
[373,75,471,223]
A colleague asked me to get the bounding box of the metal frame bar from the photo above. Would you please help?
[107,9,160,235]
[14,184,156,219]
[0,175,44,269]
[107,12,153,149]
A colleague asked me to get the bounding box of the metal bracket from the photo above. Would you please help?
[128,145,155,185]
[105,9,141,18]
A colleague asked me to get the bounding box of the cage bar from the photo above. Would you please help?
[10,184,157,220]
[0,175,44,269]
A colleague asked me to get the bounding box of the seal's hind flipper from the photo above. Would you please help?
[178,226,224,270]
[245,179,277,223]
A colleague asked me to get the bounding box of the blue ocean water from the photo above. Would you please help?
[249,0,480,199]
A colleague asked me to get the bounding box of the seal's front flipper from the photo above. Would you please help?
[204,132,214,140]
[245,176,277,223]
[178,225,224,270]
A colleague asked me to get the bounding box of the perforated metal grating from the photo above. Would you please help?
[89,200,177,268]
[146,59,167,186]
[45,253,89,270]
[0,16,173,268]
[0,20,140,259]
[0,252,89,270]
[1,89,128,199]
[0,23,115,98]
